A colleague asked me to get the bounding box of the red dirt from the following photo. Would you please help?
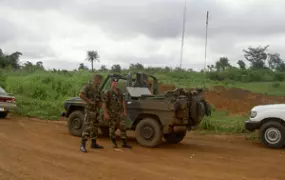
[0,116,284,180]
[204,86,285,115]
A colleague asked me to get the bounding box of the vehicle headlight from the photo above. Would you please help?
[250,111,257,118]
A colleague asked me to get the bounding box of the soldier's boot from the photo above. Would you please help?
[111,137,118,148]
[90,139,104,149]
[121,138,132,149]
[80,139,87,153]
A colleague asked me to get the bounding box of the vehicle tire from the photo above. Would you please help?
[163,130,187,144]
[0,112,8,119]
[135,117,162,147]
[100,127,110,137]
[259,121,285,149]
[68,110,84,137]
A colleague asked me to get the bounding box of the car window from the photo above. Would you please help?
[0,87,7,94]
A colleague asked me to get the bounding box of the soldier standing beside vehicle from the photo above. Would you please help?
[79,74,104,152]
[102,78,132,149]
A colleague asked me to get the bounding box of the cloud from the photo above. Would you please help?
[65,0,285,39]
[0,18,19,44]
[0,0,285,71]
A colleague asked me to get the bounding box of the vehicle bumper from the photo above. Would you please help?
[245,120,260,131]
[0,102,16,112]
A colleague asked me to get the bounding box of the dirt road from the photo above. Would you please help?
[0,116,284,180]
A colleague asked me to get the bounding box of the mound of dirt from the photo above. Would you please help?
[204,86,285,115]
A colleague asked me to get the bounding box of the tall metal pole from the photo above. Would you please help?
[202,11,209,88]
[204,11,209,72]
[179,0,187,68]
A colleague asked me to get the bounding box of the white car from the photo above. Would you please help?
[245,104,285,148]
[0,86,16,118]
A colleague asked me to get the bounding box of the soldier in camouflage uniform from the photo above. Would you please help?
[79,74,104,152]
[102,78,132,148]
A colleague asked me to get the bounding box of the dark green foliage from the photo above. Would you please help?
[237,60,246,69]
[111,64,122,72]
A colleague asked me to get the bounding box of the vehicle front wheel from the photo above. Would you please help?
[0,112,8,119]
[163,130,187,144]
[135,118,162,148]
[68,110,84,137]
[260,121,285,149]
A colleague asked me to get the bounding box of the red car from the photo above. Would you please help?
[0,86,16,118]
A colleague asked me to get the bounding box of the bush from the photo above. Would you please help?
[207,68,277,82]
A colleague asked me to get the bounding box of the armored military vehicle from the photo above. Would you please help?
[61,72,211,147]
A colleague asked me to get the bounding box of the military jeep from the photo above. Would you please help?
[61,72,211,147]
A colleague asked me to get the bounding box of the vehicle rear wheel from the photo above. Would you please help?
[260,121,285,149]
[68,110,84,137]
[135,118,162,147]
[100,127,110,137]
[0,112,8,119]
[163,130,187,144]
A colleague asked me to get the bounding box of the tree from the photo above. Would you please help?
[111,64,121,72]
[129,63,144,70]
[243,45,269,69]
[237,60,246,69]
[267,53,285,71]
[215,57,231,71]
[85,50,100,72]
[100,65,108,71]
[164,66,171,72]
[207,65,215,72]
[36,61,44,70]
[0,50,22,69]
[78,63,88,71]
[9,51,22,69]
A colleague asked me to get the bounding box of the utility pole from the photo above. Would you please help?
[179,0,187,68]
[204,11,209,72]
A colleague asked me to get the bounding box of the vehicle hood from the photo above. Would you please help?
[252,104,285,111]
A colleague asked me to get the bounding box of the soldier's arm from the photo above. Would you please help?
[102,91,110,117]
[79,85,93,104]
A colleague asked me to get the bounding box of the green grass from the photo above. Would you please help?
[198,111,248,133]
[1,69,284,134]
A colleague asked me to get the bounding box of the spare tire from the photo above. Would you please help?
[189,99,206,126]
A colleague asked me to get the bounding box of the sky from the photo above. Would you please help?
[0,0,285,71]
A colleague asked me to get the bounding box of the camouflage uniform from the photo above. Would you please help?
[102,86,131,148]
[80,82,103,152]
[81,83,101,140]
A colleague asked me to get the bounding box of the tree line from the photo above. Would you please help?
[0,48,44,72]
[1,45,285,83]
[207,45,285,72]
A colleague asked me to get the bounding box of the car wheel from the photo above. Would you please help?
[68,110,84,137]
[135,118,162,147]
[163,130,187,144]
[0,112,8,119]
[260,121,285,148]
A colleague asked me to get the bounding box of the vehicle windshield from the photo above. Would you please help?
[0,87,7,95]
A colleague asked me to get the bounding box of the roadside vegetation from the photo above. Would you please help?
[1,45,285,134]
